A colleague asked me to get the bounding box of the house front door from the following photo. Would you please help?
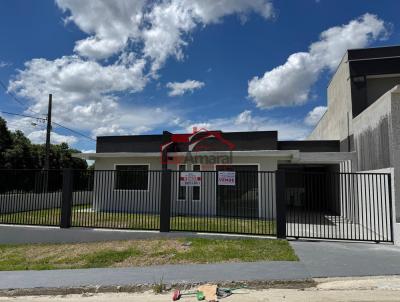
[215,165,258,218]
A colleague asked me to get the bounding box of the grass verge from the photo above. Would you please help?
[0,238,297,271]
[0,205,276,235]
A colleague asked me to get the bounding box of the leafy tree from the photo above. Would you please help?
[0,117,88,170]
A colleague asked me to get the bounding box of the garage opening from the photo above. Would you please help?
[216,165,258,218]
[279,164,340,214]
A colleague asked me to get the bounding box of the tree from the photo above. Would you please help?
[0,117,88,170]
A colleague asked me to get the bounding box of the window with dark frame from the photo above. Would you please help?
[114,165,149,190]
[192,164,200,201]
[178,164,186,200]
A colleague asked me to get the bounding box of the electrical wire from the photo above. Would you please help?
[0,82,96,142]
[0,110,96,142]
[0,79,43,116]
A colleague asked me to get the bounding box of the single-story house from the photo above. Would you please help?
[74,130,354,219]
[73,45,400,242]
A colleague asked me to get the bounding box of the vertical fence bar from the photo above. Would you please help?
[387,173,394,242]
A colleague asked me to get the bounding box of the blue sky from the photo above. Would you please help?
[0,0,399,152]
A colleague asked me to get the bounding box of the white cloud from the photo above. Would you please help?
[181,110,310,140]
[7,55,180,140]
[166,80,205,96]
[7,0,274,145]
[0,61,11,68]
[3,116,78,145]
[28,130,78,145]
[248,13,388,109]
[304,106,327,126]
[56,0,274,71]
[56,0,145,60]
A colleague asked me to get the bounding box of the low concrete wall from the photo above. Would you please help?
[0,224,272,244]
[0,191,93,214]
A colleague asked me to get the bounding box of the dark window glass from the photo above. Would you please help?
[178,164,186,200]
[115,165,148,190]
[193,165,200,201]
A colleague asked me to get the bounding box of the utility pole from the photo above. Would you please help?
[44,94,52,170]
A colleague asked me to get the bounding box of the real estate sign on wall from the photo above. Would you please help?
[218,171,236,186]
[180,172,202,186]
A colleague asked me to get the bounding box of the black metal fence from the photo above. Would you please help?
[71,169,161,230]
[169,171,276,235]
[0,169,63,226]
[284,171,393,242]
[0,168,394,242]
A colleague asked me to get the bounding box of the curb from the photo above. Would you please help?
[0,279,316,297]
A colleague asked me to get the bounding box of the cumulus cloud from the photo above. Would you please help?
[248,13,388,109]
[7,0,274,145]
[28,130,78,145]
[166,80,205,96]
[304,106,327,126]
[7,54,181,140]
[56,0,274,71]
[181,110,310,140]
[3,116,78,145]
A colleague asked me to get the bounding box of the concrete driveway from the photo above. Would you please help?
[290,239,400,277]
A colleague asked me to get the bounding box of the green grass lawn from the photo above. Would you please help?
[0,238,297,271]
[0,205,276,235]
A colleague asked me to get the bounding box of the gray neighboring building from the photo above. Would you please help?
[309,45,400,225]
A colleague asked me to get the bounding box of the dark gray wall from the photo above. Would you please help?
[97,131,279,153]
[278,140,340,152]
[97,135,163,153]
[348,46,400,60]
[367,77,400,106]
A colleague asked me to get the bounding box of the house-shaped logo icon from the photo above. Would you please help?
[160,128,235,164]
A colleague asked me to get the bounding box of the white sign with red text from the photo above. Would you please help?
[218,171,236,186]
[180,172,202,186]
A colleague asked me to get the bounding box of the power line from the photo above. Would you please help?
[0,79,42,116]
[0,82,96,142]
[0,110,46,121]
[52,122,96,142]
[0,110,96,142]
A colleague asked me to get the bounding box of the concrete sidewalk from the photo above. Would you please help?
[1,240,400,291]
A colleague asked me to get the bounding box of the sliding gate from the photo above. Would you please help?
[285,171,394,242]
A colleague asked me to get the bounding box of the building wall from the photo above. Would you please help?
[92,155,279,219]
[352,88,393,171]
[366,76,400,106]
[308,53,353,142]
[351,86,400,221]
[307,49,400,224]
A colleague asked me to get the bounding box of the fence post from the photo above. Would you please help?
[388,172,394,242]
[276,169,286,239]
[60,168,73,228]
[160,169,172,232]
